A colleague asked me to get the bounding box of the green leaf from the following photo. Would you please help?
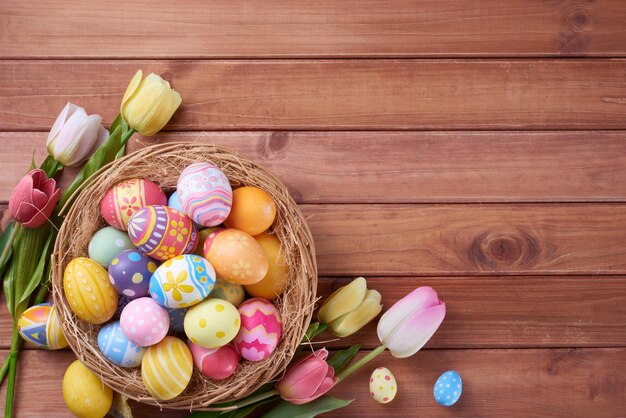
[187,397,278,418]
[327,344,362,374]
[39,155,63,178]
[303,322,328,343]
[260,396,353,418]
[110,113,129,136]
[59,124,123,209]
[16,230,53,307]
[0,222,16,279]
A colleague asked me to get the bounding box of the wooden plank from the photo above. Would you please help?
[2,1,626,58]
[2,276,625,350]
[2,60,626,131]
[2,348,624,417]
[3,131,626,204]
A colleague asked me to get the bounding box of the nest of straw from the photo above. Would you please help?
[51,143,318,410]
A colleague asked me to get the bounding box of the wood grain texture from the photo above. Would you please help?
[2,60,626,131]
[1,0,626,58]
[3,276,625,350]
[2,348,624,417]
[3,131,626,204]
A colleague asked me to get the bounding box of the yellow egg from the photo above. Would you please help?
[141,336,193,401]
[211,276,245,307]
[369,367,397,404]
[184,298,241,348]
[63,360,113,418]
[245,233,288,300]
[203,228,268,285]
[63,257,118,324]
[225,186,276,236]
[193,227,221,257]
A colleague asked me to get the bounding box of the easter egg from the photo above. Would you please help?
[149,254,216,308]
[98,321,146,367]
[141,336,193,401]
[369,367,397,404]
[193,228,220,256]
[225,186,276,236]
[203,228,268,285]
[233,298,282,362]
[188,342,240,380]
[167,191,184,212]
[63,360,113,418]
[88,226,135,267]
[108,249,158,299]
[434,370,462,407]
[245,233,288,300]
[64,257,118,324]
[177,162,232,227]
[114,294,132,319]
[184,298,240,348]
[211,276,245,307]
[17,303,68,350]
[166,307,188,333]
[101,179,167,231]
[120,297,169,347]
[128,205,198,261]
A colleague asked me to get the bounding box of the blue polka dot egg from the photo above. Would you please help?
[108,249,158,299]
[166,307,188,333]
[434,370,462,406]
[97,321,146,367]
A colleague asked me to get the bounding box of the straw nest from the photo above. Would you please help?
[51,142,317,410]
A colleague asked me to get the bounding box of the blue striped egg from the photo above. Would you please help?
[434,370,462,406]
[149,255,216,308]
[98,321,146,367]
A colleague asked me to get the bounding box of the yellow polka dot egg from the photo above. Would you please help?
[184,298,241,348]
[63,257,118,324]
[370,367,397,404]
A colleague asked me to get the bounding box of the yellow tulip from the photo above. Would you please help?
[329,289,382,337]
[120,70,182,136]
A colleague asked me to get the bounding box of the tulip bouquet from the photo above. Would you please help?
[189,279,446,417]
[0,70,182,418]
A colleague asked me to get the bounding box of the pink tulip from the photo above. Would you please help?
[275,348,338,405]
[9,169,61,228]
[377,286,445,358]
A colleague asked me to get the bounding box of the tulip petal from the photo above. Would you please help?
[277,357,329,400]
[21,188,60,228]
[8,174,34,218]
[65,114,102,166]
[377,286,440,342]
[318,277,367,324]
[47,103,79,151]
[384,303,446,358]
[31,189,48,209]
[123,74,181,136]
[121,70,144,111]
[329,289,383,337]
[88,125,109,156]
[40,177,58,198]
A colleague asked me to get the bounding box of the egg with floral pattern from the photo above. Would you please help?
[108,249,158,299]
[177,162,232,227]
[203,228,268,285]
[233,298,282,362]
[149,255,216,309]
[370,367,397,404]
[210,276,245,307]
[128,205,198,261]
[98,321,146,367]
[101,179,167,231]
[184,298,240,348]
[17,303,68,350]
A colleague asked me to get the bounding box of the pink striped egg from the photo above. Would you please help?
[100,179,167,231]
[177,163,232,227]
[233,298,282,362]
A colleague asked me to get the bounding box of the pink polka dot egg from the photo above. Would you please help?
[120,297,169,347]
[233,298,282,362]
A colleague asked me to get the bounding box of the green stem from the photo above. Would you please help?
[4,327,21,418]
[336,345,386,382]
[120,128,136,147]
[0,356,9,385]
[0,224,21,271]
[33,281,49,305]
[230,389,279,410]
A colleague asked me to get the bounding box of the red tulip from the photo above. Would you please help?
[275,348,337,405]
[9,169,61,228]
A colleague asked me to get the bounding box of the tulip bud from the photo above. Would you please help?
[275,348,337,405]
[377,286,445,358]
[120,70,182,136]
[9,169,61,228]
[46,103,109,167]
[328,289,382,337]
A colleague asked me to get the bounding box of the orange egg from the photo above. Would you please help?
[245,233,288,300]
[224,187,276,236]
[203,229,268,285]
[194,228,221,257]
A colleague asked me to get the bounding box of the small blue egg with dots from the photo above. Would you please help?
[434,370,462,406]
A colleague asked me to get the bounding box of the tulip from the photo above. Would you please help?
[8,169,61,228]
[46,103,109,167]
[317,277,383,337]
[120,70,182,136]
[275,348,338,405]
[377,286,445,358]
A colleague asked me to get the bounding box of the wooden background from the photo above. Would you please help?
[1,0,626,416]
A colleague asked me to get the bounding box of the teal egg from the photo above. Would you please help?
[88,226,135,267]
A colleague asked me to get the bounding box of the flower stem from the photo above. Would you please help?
[0,357,9,385]
[120,128,136,147]
[0,224,21,271]
[4,327,21,418]
[336,345,386,382]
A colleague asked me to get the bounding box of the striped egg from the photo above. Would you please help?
[141,336,193,401]
[100,179,167,231]
[177,163,232,227]
[128,205,198,261]
[17,303,68,350]
[233,298,282,362]
[149,255,216,309]
[63,258,118,324]
[97,321,146,367]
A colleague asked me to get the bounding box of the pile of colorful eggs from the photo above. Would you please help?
[61,163,289,401]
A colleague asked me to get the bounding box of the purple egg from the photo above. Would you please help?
[108,249,158,299]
